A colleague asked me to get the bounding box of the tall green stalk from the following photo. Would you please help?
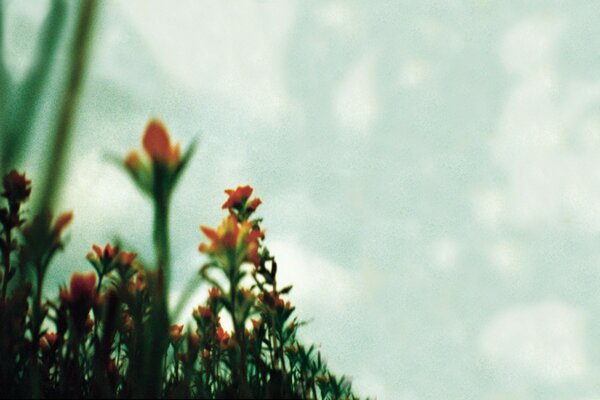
[34,0,98,216]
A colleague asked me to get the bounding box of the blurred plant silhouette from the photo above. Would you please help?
[0,1,359,398]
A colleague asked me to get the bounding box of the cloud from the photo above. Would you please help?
[492,15,600,230]
[479,300,589,383]
[114,0,296,123]
[334,51,379,136]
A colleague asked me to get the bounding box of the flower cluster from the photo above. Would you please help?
[0,121,358,399]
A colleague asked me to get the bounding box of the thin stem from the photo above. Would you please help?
[1,223,11,300]
[34,0,98,215]
[1,0,67,173]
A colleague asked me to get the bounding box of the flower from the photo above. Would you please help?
[87,243,117,263]
[222,185,254,210]
[60,272,97,305]
[199,215,264,266]
[60,272,97,333]
[87,243,137,276]
[193,306,213,320]
[215,326,230,349]
[221,185,262,220]
[2,170,31,204]
[142,119,181,166]
[169,324,184,343]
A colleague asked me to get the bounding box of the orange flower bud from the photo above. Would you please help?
[142,119,180,166]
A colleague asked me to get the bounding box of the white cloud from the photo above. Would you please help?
[431,237,461,271]
[114,0,296,123]
[479,300,589,383]
[334,51,379,136]
[492,15,600,230]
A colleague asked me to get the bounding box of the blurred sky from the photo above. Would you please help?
[5,0,600,398]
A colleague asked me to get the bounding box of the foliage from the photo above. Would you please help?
[0,121,358,399]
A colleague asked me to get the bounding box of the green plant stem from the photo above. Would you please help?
[0,224,11,300]
[1,0,67,174]
[34,0,98,216]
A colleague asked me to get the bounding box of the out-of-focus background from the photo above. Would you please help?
[5,0,600,398]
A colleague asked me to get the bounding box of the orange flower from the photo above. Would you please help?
[169,324,184,343]
[222,185,254,210]
[142,119,181,166]
[246,197,262,212]
[199,215,263,266]
[215,326,230,349]
[119,251,137,266]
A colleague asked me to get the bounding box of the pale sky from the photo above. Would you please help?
[5,1,600,398]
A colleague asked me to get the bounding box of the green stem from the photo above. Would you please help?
[34,0,98,215]
[1,0,67,173]
[1,224,11,300]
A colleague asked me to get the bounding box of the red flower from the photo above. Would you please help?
[60,272,96,305]
[215,326,230,349]
[142,119,181,166]
[2,170,31,204]
[193,306,213,320]
[246,197,262,212]
[222,185,254,210]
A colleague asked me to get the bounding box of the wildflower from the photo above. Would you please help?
[193,306,212,321]
[246,197,262,212]
[123,119,194,199]
[221,185,262,220]
[208,286,220,300]
[258,291,288,310]
[87,243,137,277]
[60,272,97,305]
[199,215,263,266]
[128,273,146,294]
[169,324,184,343]
[120,251,137,266]
[2,170,31,205]
[142,119,181,166]
[202,349,210,360]
[215,326,230,349]
[222,185,254,210]
[60,272,97,333]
